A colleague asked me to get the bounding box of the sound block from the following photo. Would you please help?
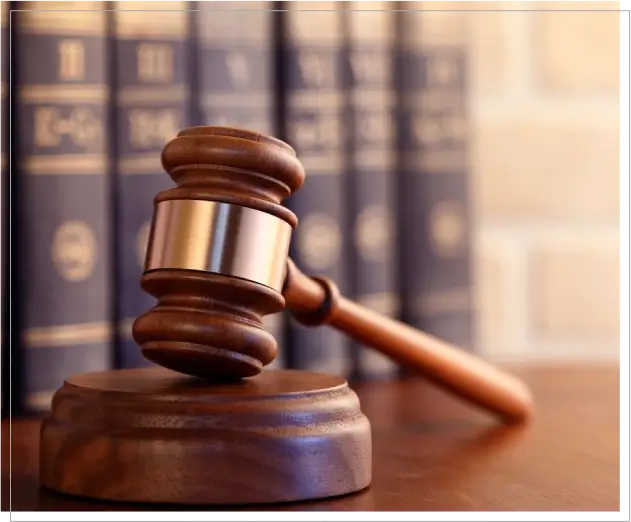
[39,367,372,505]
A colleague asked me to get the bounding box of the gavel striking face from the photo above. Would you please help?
[133,125,534,424]
[132,126,304,380]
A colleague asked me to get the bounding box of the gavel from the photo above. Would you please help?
[39,125,534,506]
[131,125,533,424]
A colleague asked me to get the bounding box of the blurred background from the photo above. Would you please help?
[468,1,620,364]
[0,1,621,415]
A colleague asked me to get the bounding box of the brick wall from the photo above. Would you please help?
[465,1,620,362]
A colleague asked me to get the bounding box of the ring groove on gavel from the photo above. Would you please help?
[132,125,533,424]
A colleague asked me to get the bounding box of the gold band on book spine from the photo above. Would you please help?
[144,200,292,293]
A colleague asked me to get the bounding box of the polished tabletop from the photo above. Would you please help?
[1,364,621,512]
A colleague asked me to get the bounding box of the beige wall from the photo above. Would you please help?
[465,1,620,362]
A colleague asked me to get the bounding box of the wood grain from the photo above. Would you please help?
[38,368,371,505]
[2,365,619,511]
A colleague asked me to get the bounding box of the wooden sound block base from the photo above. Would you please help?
[39,368,372,506]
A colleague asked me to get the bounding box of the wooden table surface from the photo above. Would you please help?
[1,364,621,512]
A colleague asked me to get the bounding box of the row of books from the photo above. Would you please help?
[1,1,474,415]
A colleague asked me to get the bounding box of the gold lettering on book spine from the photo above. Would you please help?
[128,108,179,148]
[23,321,112,347]
[51,221,97,282]
[58,39,85,81]
[355,206,393,263]
[296,214,341,270]
[137,43,174,83]
[34,106,103,148]
[428,200,466,258]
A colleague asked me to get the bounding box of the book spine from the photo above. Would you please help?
[112,1,190,369]
[193,1,287,368]
[1,1,8,416]
[397,5,474,350]
[13,2,113,412]
[277,1,350,376]
[344,4,399,380]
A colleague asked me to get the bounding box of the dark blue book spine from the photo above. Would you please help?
[278,2,350,376]
[1,1,8,416]
[13,2,113,412]
[344,5,400,380]
[113,2,190,369]
[192,1,286,368]
[397,8,474,351]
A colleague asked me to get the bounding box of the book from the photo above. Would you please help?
[396,4,474,351]
[344,3,400,380]
[191,1,287,368]
[112,1,190,369]
[12,2,113,412]
[276,1,350,376]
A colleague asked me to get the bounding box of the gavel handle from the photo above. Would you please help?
[282,259,533,424]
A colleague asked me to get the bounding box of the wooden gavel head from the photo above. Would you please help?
[132,126,306,381]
